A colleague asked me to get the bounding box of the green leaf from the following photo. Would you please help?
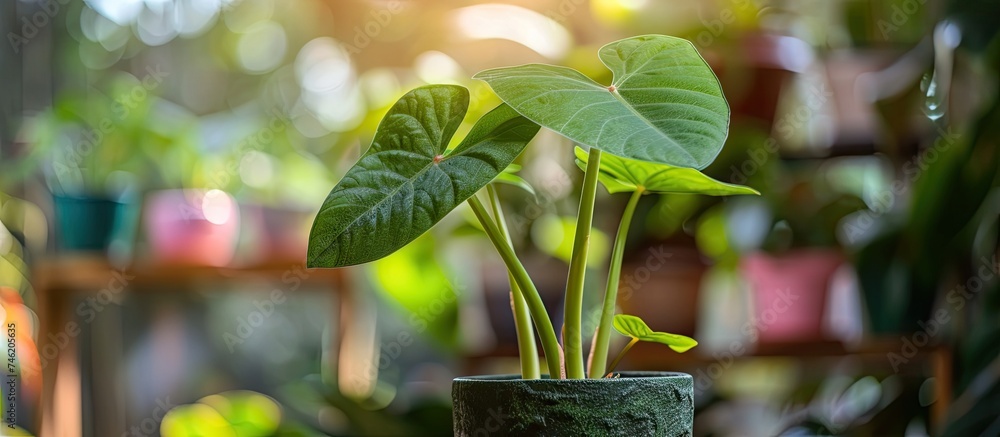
[199,391,282,436]
[613,314,698,353]
[574,146,758,195]
[474,34,729,169]
[161,404,236,437]
[494,165,536,198]
[308,85,540,267]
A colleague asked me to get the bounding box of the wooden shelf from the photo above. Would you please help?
[465,338,940,360]
[463,338,948,377]
[31,254,350,437]
[33,255,344,292]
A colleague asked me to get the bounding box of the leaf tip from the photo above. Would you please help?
[669,341,698,354]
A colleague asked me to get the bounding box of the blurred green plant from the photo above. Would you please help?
[368,233,459,347]
[161,390,298,437]
[11,73,200,196]
[849,28,1000,437]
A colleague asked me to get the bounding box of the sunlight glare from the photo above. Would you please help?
[450,4,572,59]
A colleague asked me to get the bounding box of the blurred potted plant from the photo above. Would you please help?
[734,158,865,344]
[17,76,156,252]
[224,122,335,263]
[307,35,758,435]
[136,104,244,267]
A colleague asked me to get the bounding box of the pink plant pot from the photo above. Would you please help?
[144,189,240,267]
[741,250,843,343]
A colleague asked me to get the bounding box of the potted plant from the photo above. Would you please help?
[17,86,145,252]
[729,159,865,344]
[134,101,244,267]
[307,35,757,435]
[14,73,203,255]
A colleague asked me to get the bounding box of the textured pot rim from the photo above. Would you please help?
[453,371,691,383]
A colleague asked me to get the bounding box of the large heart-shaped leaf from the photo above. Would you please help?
[573,146,758,196]
[474,35,728,169]
[613,314,697,353]
[307,85,540,267]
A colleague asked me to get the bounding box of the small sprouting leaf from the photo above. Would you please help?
[494,165,536,198]
[307,85,540,268]
[575,146,758,196]
[613,314,698,353]
[475,34,729,169]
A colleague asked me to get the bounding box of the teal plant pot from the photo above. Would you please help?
[52,194,126,251]
[452,371,693,436]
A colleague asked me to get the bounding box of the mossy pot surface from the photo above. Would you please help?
[452,371,693,436]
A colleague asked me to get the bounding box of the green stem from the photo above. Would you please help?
[588,188,643,378]
[564,147,602,379]
[487,185,540,379]
[467,194,562,378]
[605,337,639,377]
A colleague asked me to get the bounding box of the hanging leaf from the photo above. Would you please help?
[307,85,540,267]
[574,146,758,195]
[613,314,698,353]
[475,34,729,169]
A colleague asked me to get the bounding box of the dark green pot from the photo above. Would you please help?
[452,371,693,436]
[52,194,125,251]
